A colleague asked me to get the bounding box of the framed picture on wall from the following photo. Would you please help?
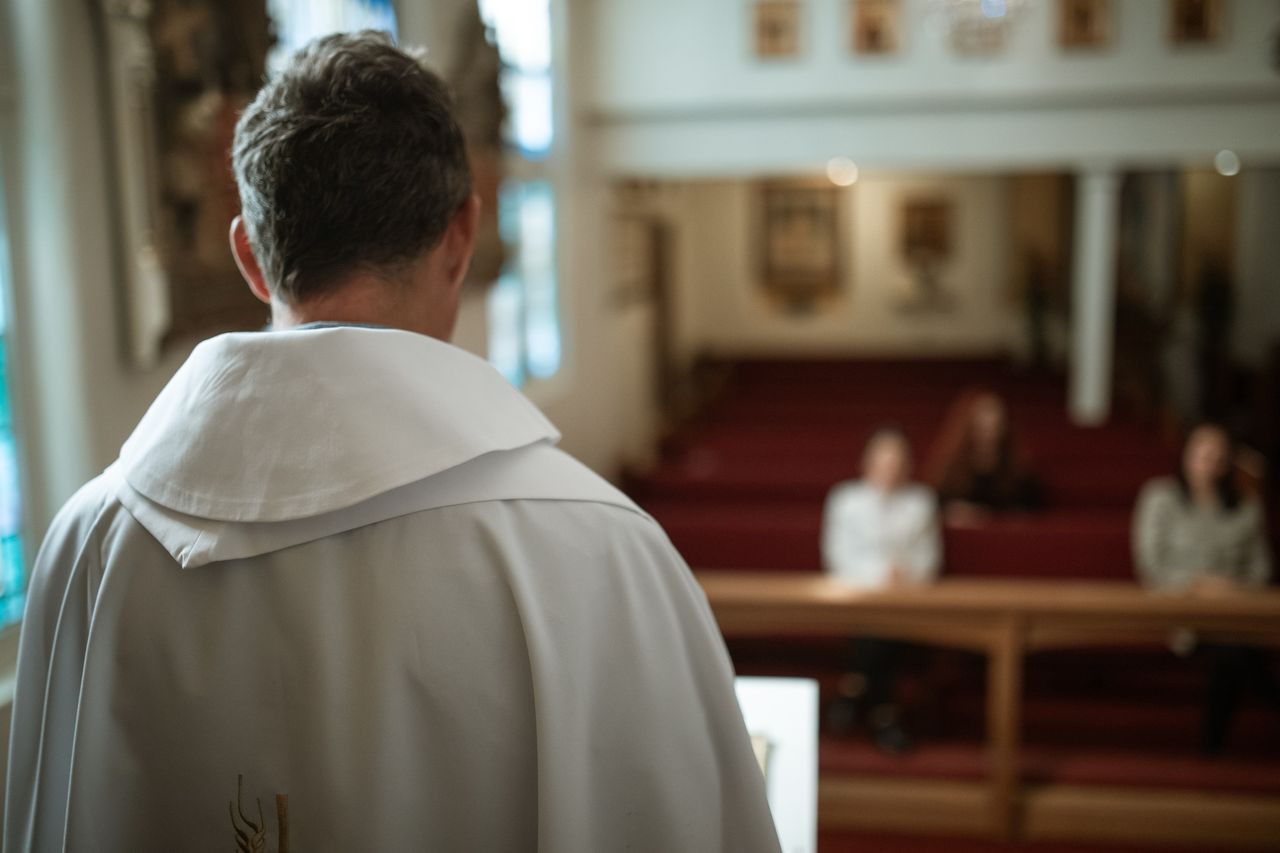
[1169,0,1225,46]
[759,181,842,310]
[902,199,953,263]
[753,1,802,59]
[852,0,901,56]
[1059,0,1111,49]
[898,198,955,313]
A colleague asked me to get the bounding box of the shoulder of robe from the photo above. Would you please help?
[1236,496,1265,523]
[26,467,128,596]
[825,480,867,504]
[1135,477,1179,510]
[903,483,937,506]
[38,467,126,553]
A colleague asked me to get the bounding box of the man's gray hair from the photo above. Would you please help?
[231,30,473,303]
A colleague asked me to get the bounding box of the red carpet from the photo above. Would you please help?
[818,830,1243,853]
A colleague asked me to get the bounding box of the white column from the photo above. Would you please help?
[1231,169,1280,367]
[1069,168,1121,426]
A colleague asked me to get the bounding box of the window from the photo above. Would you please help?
[488,181,560,386]
[267,0,398,70]
[0,170,23,629]
[479,0,562,386]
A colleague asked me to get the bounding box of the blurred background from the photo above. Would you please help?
[2,1,1280,850]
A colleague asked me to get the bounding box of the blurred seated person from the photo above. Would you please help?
[928,390,1043,524]
[822,427,941,754]
[1133,422,1279,754]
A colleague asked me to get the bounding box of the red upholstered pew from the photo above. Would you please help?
[628,358,1280,802]
[643,500,1137,580]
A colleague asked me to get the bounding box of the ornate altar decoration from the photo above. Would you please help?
[99,0,273,367]
[448,4,507,289]
[934,0,1028,55]
[899,197,955,312]
[759,181,843,313]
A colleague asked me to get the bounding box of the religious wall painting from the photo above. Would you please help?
[941,0,1027,56]
[852,0,901,56]
[611,214,664,310]
[1169,0,1226,46]
[1059,0,1111,50]
[147,0,274,342]
[898,197,955,313]
[759,181,843,313]
[753,1,802,59]
[99,0,274,367]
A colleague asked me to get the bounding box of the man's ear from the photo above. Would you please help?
[229,216,272,305]
[444,194,482,294]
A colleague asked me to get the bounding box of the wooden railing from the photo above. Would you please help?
[697,573,1280,847]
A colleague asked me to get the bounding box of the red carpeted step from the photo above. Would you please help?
[632,458,1157,509]
[648,498,1136,580]
[820,735,989,781]
[819,737,1280,796]
[645,501,824,571]
[943,513,1134,580]
[816,829,1244,853]
[1021,745,1280,796]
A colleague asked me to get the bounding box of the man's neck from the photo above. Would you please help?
[270,277,443,338]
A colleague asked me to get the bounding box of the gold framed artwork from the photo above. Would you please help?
[902,199,953,264]
[759,181,843,308]
[99,0,273,366]
[899,198,955,313]
[753,1,802,59]
[852,0,900,56]
[1059,0,1111,49]
[1169,0,1225,46]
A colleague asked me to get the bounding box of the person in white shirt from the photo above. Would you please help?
[821,427,942,753]
[4,33,780,853]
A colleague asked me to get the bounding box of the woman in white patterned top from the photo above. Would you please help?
[1132,422,1277,754]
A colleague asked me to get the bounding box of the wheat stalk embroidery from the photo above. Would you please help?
[230,774,290,853]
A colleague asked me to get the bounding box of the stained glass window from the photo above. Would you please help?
[0,169,24,629]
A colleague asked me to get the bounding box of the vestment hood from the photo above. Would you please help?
[115,326,563,567]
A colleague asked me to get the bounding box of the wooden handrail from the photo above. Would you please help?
[697,572,1280,839]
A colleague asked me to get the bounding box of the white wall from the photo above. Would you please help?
[585,0,1280,174]
[667,174,1019,357]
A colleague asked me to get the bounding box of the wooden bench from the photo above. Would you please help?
[698,573,1280,848]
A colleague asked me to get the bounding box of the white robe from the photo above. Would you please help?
[5,327,780,853]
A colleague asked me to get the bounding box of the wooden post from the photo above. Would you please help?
[276,794,289,853]
[988,615,1024,838]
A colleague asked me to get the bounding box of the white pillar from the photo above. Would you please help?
[1232,168,1280,367]
[1069,168,1121,426]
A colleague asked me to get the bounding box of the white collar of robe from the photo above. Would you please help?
[118,326,560,526]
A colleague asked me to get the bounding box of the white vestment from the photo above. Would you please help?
[5,327,780,853]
